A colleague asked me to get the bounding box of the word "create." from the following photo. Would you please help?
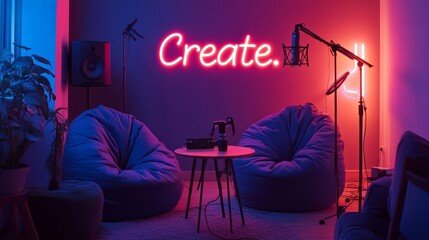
[159,32,279,68]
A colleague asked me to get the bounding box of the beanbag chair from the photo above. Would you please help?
[63,105,184,221]
[234,102,345,212]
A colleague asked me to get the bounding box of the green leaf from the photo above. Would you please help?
[13,56,34,67]
[36,75,56,101]
[22,92,50,120]
[12,56,34,76]
[23,92,48,107]
[35,75,51,89]
[32,54,52,68]
[33,65,55,77]
[19,79,39,92]
[13,43,31,51]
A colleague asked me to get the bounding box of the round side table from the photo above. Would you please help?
[175,146,254,233]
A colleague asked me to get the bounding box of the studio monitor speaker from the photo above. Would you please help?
[71,41,111,86]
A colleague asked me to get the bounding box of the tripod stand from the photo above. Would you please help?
[284,24,373,220]
[122,19,143,113]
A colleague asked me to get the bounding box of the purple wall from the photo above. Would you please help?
[69,0,380,171]
[380,0,429,167]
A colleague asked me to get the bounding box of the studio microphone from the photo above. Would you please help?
[282,23,308,67]
[124,19,138,33]
[123,18,143,41]
[291,25,300,65]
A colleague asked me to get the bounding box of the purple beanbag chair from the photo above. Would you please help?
[63,105,184,221]
[234,102,345,212]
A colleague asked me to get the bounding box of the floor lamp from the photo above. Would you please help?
[283,24,373,218]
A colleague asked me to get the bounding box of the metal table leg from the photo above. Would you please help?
[214,158,226,218]
[225,159,233,233]
[197,159,207,233]
[185,158,197,219]
[230,159,245,226]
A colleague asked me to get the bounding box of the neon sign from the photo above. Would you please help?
[159,32,279,68]
[342,43,366,99]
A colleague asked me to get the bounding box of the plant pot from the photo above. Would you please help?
[0,164,30,196]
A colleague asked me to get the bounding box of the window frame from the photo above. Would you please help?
[0,0,21,57]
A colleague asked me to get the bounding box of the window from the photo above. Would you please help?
[0,0,21,56]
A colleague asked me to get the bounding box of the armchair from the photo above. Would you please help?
[335,131,429,239]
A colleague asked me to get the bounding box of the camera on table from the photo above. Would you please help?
[185,117,235,151]
[186,137,216,149]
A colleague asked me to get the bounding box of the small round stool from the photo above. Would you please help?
[27,180,103,240]
[0,191,39,240]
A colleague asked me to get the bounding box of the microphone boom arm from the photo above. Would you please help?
[291,23,374,219]
[296,24,331,48]
[295,24,373,68]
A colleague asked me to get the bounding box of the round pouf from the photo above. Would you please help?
[234,103,345,212]
[63,105,184,221]
[27,180,103,240]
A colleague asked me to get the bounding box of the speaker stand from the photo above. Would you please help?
[122,31,127,113]
[86,86,92,110]
[122,19,143,113]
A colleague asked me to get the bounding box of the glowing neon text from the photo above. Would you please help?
[159,32,279,68]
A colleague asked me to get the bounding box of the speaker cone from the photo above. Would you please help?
[81,55,104,79]
[71,41,111,86]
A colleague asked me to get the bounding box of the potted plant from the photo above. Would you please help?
[0,44,68,194]
[45,107,68,190]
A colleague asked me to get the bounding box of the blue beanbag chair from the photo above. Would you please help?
[63,105,184,221]
[234,103,345,212]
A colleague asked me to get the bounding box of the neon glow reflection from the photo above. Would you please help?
[342,43,366,99]
[159,32,280,68]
